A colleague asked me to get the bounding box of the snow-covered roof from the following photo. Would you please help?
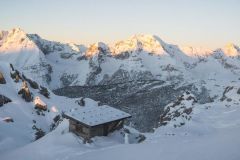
[64,105,131,127]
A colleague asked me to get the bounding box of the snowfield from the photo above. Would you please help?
[1,28,240,160]
[1,101,240,160]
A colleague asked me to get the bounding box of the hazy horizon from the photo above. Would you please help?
[1,0,239,49]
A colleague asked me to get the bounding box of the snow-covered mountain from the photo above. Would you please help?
[1,28,240,131]
[0,28,52,86]
[1,28,240,160]
[1,28,240,89]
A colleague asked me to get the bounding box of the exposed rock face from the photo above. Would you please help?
[22,74,39,89]
[18,81,32,102]
[60,73,78,87]
[32,125,45,140]
[220,86,234,101]
[10,70,22,83]
[99,69,154,85]
[159,92,197,127]
[85,56,102,86]
[237,88,240,94]
[0,95,12,106]
[39,86,50,98]
[113,51,131,59]
[50,115,63,131]
[0,71,6,84]
[191,86,215,104]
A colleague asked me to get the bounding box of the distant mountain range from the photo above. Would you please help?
[1,28,240,132]
[1,28,239,88]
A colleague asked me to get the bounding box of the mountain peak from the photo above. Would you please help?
[7,28,27,38]
[0,27,46,69]
[10,27,25,33]
[85,42,109,57]
[4,28,28,43]
[112,34,166,55]
[223,43,240,57]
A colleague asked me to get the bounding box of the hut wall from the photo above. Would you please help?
[90,125,105,137]
[90,120,124,137]
[69,119,91,139]
[69,119,125,139]
[106,120,124,133]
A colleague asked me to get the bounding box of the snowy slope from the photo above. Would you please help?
[1,88,240,160]
[0,62,128,155]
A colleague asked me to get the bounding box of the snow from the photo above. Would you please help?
[78,127,240,160]
[1,117,13,122]
[1,28,240,160]
[1,100,240,160]
[111,34,166,55]
[64,105,131,126]
[180,46,212,57]
[223,43,240,57]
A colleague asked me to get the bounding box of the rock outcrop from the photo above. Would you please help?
[22,74,39,89]
[18,81,32,102]
[10,70,22,83]
[34,96,47,111]
[39,86,50,98]
[2,117,14,123]
[0,71,6,84]
[159,92,197,128]
[0,95,12,106]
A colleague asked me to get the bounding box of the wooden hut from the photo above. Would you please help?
[63,106,131,140]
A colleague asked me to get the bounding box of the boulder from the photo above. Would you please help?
[34,96,47,111]
[39,86,50,98]
[75,98,85,106]
[22,74,39,89]
[183,107,193,115]
[2,117,14,123]
[0,94,12,106]
[18,81,32,102]
[220,86,234,101]
[10,63,15,71]
[237,88,240,94]
[0,71,6,84]
[10,70,22,83]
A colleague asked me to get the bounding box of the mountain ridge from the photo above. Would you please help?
[1,28,239,58]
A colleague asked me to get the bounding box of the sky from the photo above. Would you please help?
[0,0,239,49]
